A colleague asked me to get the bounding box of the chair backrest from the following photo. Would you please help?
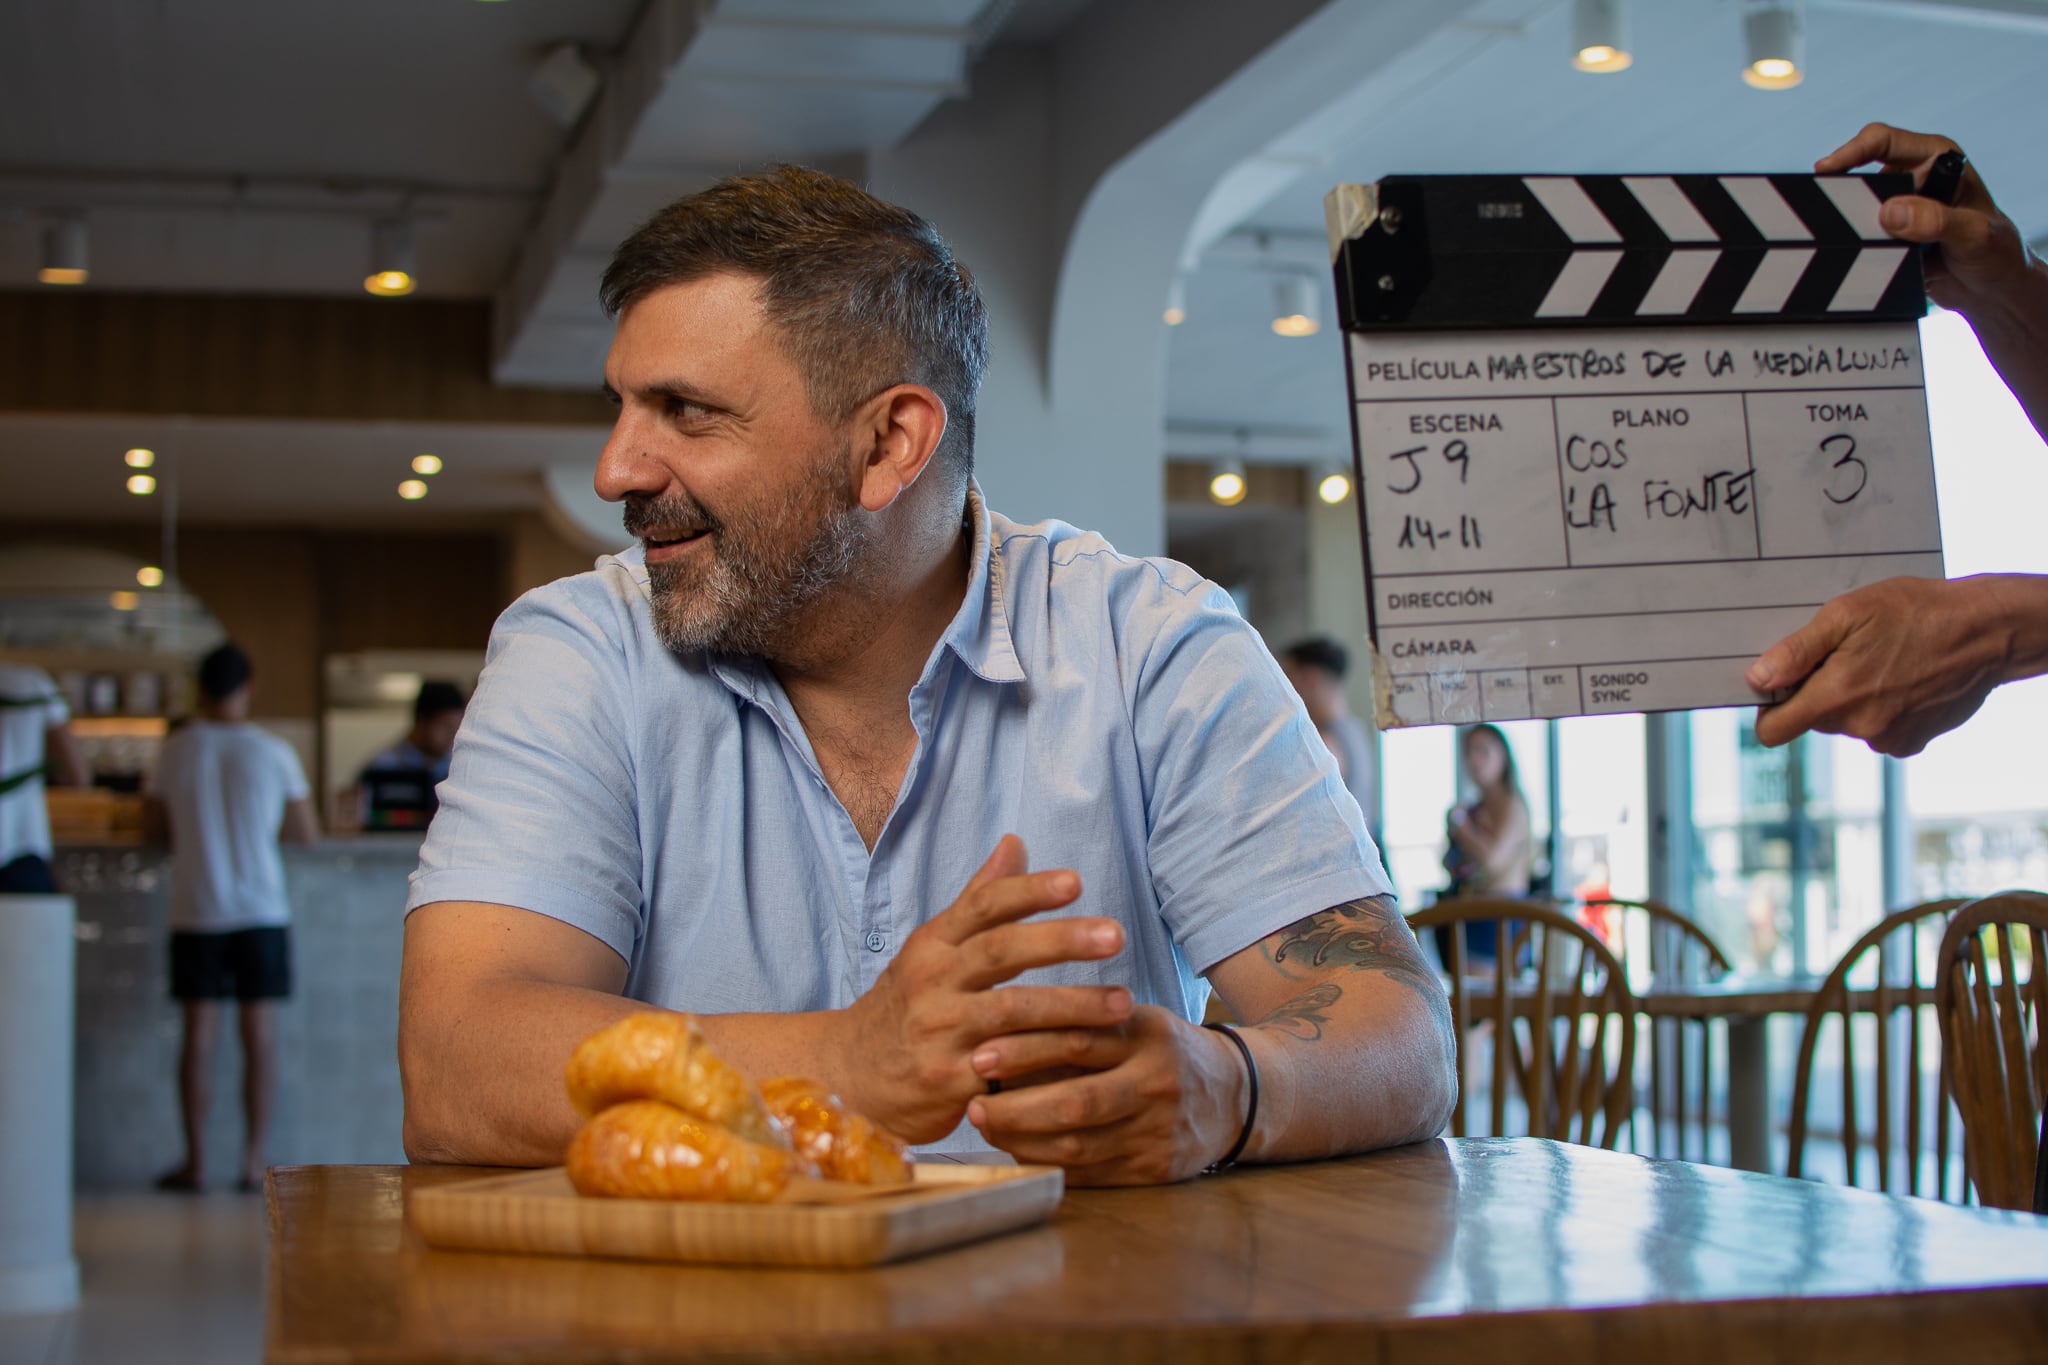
[1582,898,1730,1164]
[1581,897,1730,991]
[1787,898,1969,1197]
[1936,891,2048,1212]
[1408,898,1636,1148]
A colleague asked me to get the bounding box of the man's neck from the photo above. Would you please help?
[772,510,972,719]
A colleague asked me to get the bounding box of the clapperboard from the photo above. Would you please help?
[1325,172,1944,727]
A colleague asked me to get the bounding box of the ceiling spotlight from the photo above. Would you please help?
[109,591,139,612]
[1317,467,1353,504]
[1571,0,1632,72]
[136,566,165,587]
[1743,1,1804,89]
[1208,459,1248,507]
[1164,276,1188,327]
[412,453,443,475]
[1271,275,1320,337]
[126,474,156,496]
[365,220,418,297]
[398,479,428,500]
[38,216,88,286]
[527,42,603,128]
[124,447,155,468]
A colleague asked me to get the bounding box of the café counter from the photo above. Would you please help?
[57,836,421,1188]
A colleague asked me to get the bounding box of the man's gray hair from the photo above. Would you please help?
[600,165,990,477]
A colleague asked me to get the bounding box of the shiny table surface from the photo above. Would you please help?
[266,1140,2048,1364]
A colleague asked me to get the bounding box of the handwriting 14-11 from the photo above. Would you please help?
[1398,514,1482,551]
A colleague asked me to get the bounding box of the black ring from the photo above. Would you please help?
[986,1076,1003,1095]
[1203,1022,1258,1173]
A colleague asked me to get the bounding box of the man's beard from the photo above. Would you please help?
[625,447,869,658]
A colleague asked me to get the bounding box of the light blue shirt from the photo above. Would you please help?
[408,487,1391,1149]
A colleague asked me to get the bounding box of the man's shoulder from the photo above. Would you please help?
[985,508,1217,611]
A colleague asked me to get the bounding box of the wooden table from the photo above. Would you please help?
[265,1139,2048,1364]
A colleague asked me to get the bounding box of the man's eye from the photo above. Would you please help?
[666,398,709,422]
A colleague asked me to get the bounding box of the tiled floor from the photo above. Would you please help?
[0,1191,266,1365]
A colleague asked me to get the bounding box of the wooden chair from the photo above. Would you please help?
[1936,892,2048,1212]
[1787,898,1968,1198]
[1583,897,1730,1162]
[1409,898,1636,1148]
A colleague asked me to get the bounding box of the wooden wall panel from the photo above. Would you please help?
[0,291,613,426]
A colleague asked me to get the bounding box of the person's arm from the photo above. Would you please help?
[1750,574,2048,755]
[1447,799,1528,884]
[399,837,1132,1166]
[1816,122,2048,440]
[964,894,1456,1182]
[279,797,320,845]
[43,724,87,788]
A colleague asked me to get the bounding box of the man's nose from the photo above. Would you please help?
[594,417,670,504]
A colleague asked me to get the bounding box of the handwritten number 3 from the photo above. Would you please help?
[1820,433,1867,505]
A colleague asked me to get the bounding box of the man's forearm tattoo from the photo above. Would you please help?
[1257,895,1454,1046]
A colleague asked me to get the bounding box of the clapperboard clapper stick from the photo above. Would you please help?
[1325,173,1945,728]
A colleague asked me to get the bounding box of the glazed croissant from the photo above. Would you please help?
[561,1011,912,1202]
[565,1100,809,1202]
[564,1011,788,1150]
[759,1076,913,1186]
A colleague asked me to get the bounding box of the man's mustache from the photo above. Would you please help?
[622,493,720,540]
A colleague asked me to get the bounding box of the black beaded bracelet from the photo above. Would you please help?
[1203,1021,1258,1173]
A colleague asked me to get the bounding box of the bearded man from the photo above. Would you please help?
[398,166,1454,1185]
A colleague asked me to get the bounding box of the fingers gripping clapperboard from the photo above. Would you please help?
[1325,172,1944,727]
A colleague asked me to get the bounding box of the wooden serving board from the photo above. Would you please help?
[407,1162,1064,1269]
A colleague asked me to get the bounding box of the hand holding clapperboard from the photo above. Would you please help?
[1327,122,2048,754]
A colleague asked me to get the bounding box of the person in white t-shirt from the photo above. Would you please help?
[0,661,87,894]
[146,643,319,1193]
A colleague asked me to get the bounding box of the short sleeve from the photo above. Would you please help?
[405,578,646,963]
[1129,583,1392,974]
[273,738,310,802]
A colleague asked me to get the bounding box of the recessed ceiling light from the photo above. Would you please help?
[136,566,165,587]
[399,479,428,500]
[124,448,155,468]
[412,454,443,475]
[1317,469,1353,504]
[126,474,156,496]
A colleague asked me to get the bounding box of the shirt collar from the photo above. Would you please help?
[939,481,1026,686]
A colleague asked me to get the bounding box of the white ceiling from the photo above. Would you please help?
[1165,0,2048,459]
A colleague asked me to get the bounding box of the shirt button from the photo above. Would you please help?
[864,931,889,953]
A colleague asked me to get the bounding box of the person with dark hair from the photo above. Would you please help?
[361,680,467,785]
[146,643,319,1191]
[0,661,87,894]
[1279,636,1379,836]
[400,165,1454,1186]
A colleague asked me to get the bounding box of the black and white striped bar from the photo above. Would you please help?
[1325,172,1926,330]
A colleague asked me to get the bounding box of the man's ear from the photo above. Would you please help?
[853,384,949,512]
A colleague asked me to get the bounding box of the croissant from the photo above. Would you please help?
[760,1076,914,1186]
[565,1100,808,1202]
[564,1012,788,1150]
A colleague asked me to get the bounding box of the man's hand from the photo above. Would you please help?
[1748,575,2035,755]
[833,834,1134,1145]
[1816,122,2033,318]
[960,1005,1247,1186]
